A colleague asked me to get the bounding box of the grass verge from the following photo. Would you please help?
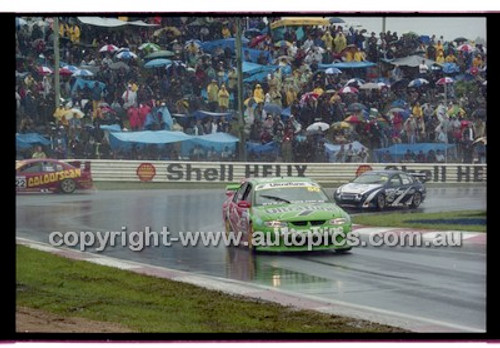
[352,210,486,232]
[16,245,403,333]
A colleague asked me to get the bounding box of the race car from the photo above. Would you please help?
[16,158,93,194]
[333,170,426,210]
[222,177,353,252]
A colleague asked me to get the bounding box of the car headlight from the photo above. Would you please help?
[264,221,288,228]
[329,218,347,225]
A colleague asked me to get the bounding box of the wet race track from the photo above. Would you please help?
[16,186,486,332]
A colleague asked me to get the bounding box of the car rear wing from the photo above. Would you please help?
[408,172,428,182]
[225,183,241,192]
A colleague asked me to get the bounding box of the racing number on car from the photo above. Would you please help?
[16,176,27,189]
[385,188,397,202]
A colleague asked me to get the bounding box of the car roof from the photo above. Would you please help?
[361,169,406,175]
[244,176,316,185]
[16,158,72,168]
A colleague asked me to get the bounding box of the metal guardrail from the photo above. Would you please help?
[72,160,487,184]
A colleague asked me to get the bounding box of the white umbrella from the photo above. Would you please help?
[63,108,85,120]
[72,69,94,77]
[325,67,342,75]
[306,122,330,133]
[99,44,119,53]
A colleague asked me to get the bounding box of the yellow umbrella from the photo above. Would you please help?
[330,121,351,130]
[53,106,66,120]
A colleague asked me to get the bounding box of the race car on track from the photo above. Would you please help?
[222,177,353,252]
[333,170,426,210]
[16,158,93,194]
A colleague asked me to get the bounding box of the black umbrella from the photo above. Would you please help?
[454,37,468,43]
[390,78,410,90]
[329,17,345,24]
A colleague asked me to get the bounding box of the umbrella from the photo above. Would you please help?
[153,26,181,37]
[378,82,390,89]
[184,39,202,48]
[390,78,410,90]
[116,50,138,59]
[408,78,429,88]
[299,92,319,105]
[473,137,487,145]
[338,86,358,94]
[244,28,262,38]
[306,122,330,132]
[457,43,475,53]
[138,42,161,52]
[345,78,365,88]
[330,121,351,129]
[344,115,363,123]
[61,64,78,72]
[108,61,130,71]
[359,82,381,90]
[436,77,454,85]
[144,58,173,69]
[471,108,486,119]
[263,103,283,115]
[442,62,460,74]
[37,66,52,75]
[454,37,468,43]
[274,40,292,48]
[274,55,294,64]
[166,60,187,71]
[250,34,269,48]
[447,105,465,117]
[145,50,176,59]
[16,17,28,28]
[329,17,345,24]
[72,69,94,77]
[59,67,74,76]
[99,44,119,53]
[63,108,85,120]
[325,67,342,75]
[347,103,367,112]
[388,107,406,114]
[391,99,407,108]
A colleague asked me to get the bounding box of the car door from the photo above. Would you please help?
[229,182,249,233]
[385,174,402,204]
[397,173,416,204]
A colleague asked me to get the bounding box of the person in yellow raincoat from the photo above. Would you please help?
[70,24,80,44]
[435,50,445,64]
[321,30,334,51]
[472,54,484,69]
[344,49,354,62]
[222,25,231,39]
[412,102,423,118]
[207,79,219,111]
[312,85,324,96]
[284,84,297,107]
[334,32,347,53]
[218,84,230,112]
[53,105,66,123]
[354,49,365,62]
[253,84,265,100]
[445,52,457,63]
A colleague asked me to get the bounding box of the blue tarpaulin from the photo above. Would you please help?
[71,78,106,96]
[242,48,273,64]
[143,106,174,130]
[16,133,51,149]
[180,132,239,157]
[192,110,233,121]
[373,143,456,162]
[100,124,122,132]
[246,141,278,155]
[318,61,376,70]
[200,37,249,53]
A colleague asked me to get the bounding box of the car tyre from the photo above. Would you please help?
[375,193,386,210]
[410,192,422,208]
[60,178,76,194]
[335,247,352,254]
[247,222,255,253]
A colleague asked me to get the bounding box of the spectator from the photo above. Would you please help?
[31,145,47,159]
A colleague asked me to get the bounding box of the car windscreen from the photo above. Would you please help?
[352,173,389,184]
[254,183,329,206]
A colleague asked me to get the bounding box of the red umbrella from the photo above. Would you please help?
[59,67,74,76]
[249,34,269,48]
[344,115,363,123]
[37,66,53,75]
[457,43,475,53]
[99,44,119,53]
[436,77,454,85]
[299,92,319,105]
[339,86,359,94]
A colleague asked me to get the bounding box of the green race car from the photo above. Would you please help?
[222,177,353,252]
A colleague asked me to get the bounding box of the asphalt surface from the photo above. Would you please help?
[16,186,486,332]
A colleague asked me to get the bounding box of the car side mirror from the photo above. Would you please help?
[237,201,251,209]
[226,190,234,196]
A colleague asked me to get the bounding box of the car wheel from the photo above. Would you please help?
[410,192,422,208]
[376,193,386,210]
[60,178,76,194]
[225,218,232,238]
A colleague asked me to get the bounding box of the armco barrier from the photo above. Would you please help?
[70,160,487,185]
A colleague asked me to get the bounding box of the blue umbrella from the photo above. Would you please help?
[144,58,173,68]
[263,103,282,115]
[408,78,429,88]
[391,99,407,108]
[442,62,460,74]
[72,69,94,77]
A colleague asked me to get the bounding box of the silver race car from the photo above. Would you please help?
[334,170,426,210]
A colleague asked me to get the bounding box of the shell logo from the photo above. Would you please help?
[355,164,373,177]
[136,163,156,182]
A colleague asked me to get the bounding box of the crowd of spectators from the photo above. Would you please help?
[15,16,487,163]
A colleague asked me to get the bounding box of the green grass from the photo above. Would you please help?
[16,245,403,333]
[352,210,486,232]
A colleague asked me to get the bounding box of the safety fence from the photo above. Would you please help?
[70,160,487,185]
